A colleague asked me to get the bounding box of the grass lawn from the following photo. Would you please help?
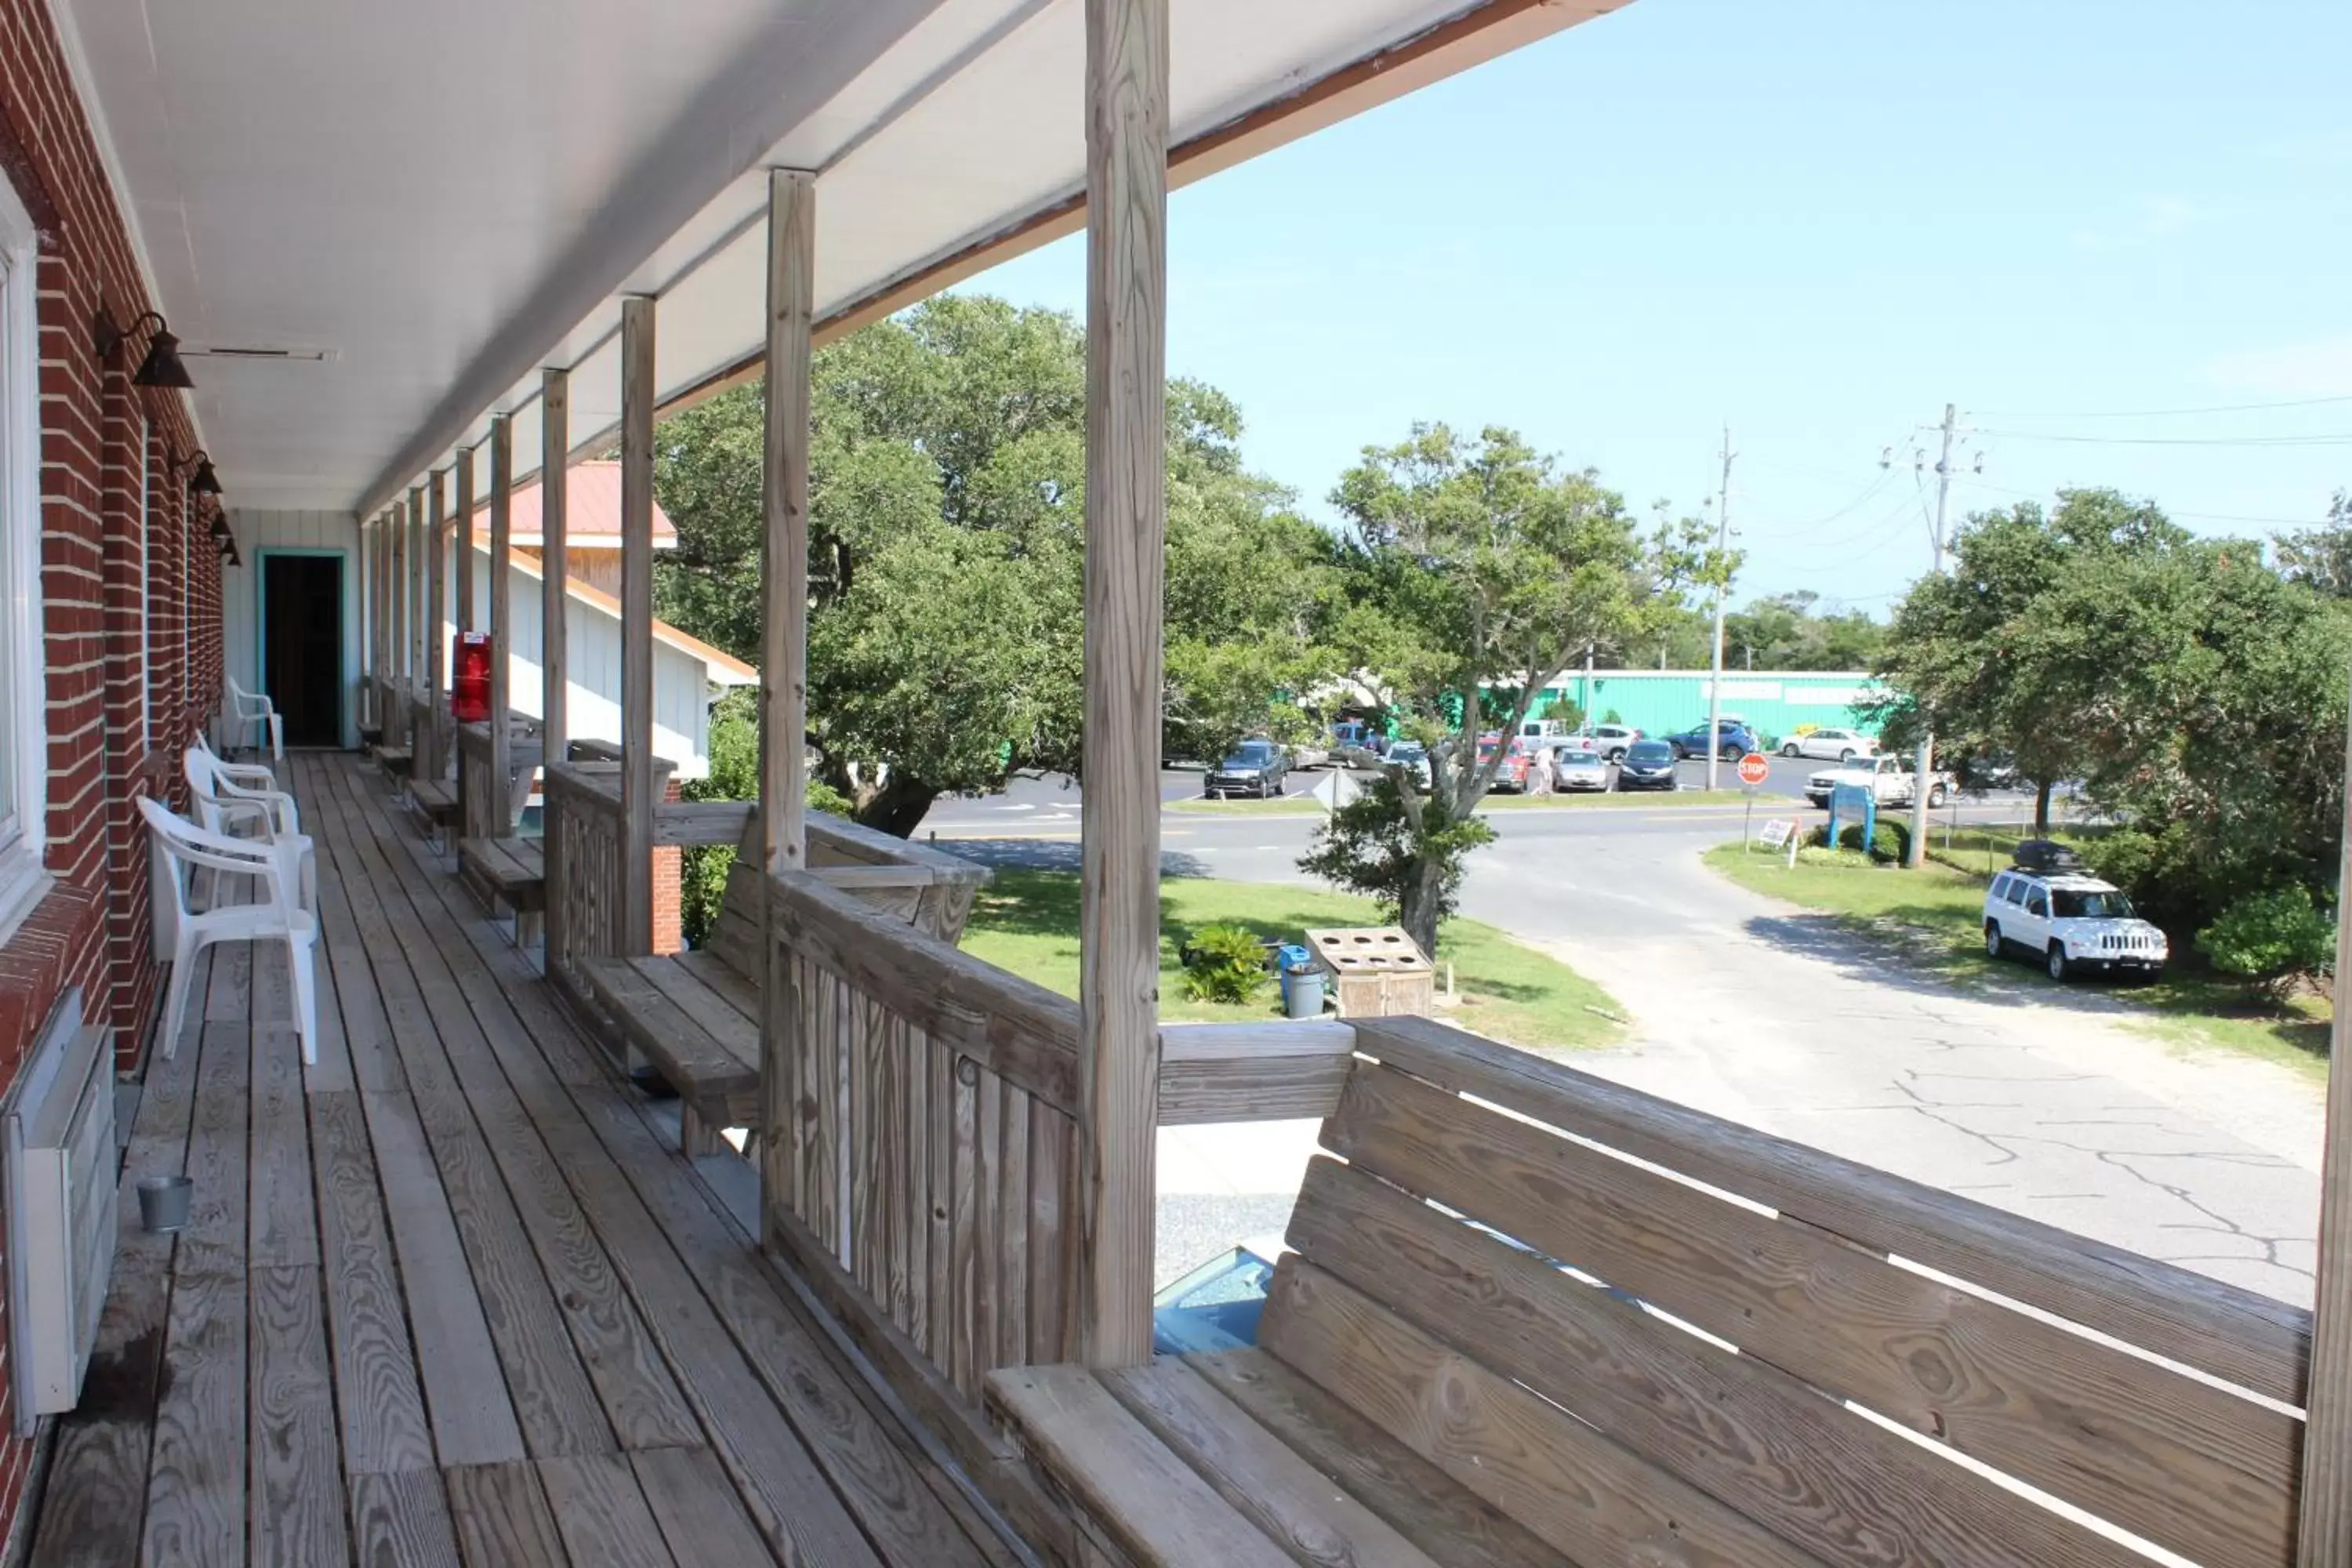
[960,869,1625,1053]
[1705,841,2330,1080]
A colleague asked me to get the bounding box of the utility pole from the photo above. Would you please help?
[1704,426,1735,792]
[1904,402,1958,869]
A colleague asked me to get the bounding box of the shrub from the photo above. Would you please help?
[2195,887,2338,1004]
[1600,708,1624,725]
[1806,819,1910,864]
[1540,697,1586,731]
[1181,922,1271,1005]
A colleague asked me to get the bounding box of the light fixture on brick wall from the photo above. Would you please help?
[176,449,223,497]
[93,310,196,389]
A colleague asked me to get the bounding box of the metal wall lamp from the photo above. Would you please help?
[93,310,195,389]
[176,448,223,495]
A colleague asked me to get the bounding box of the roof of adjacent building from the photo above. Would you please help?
[470,462,678,549]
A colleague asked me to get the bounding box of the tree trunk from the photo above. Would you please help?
[1397,855,1446,960]
[857,769,939,838]
[2034,779,2054,837]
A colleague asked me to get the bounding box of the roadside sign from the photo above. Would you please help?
[1309,770,1359,811]
[1757,818,1795,848]
[1737,752,1770,788]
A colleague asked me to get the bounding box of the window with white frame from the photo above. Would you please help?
[0,170,50,933]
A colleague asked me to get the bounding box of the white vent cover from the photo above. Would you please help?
[5,988,116,1436]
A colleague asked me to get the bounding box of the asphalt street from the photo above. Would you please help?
[918,764,2325,1304]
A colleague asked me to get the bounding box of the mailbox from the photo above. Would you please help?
[452,633,492,723]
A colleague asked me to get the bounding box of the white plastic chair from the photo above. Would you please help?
[225,675,284,762]
[185,742,300,840]
[193,729,280,791]
[141,797,318,1063]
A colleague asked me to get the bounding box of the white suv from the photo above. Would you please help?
[1984,867,2168,982]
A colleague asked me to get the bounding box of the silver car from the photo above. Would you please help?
[1546,745,1610,792]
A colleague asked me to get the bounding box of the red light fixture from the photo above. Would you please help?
[452,633,493,723]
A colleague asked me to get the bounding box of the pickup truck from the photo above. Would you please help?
[1805,753,1952,810]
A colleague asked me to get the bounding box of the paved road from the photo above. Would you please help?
[921,772,2325,1305]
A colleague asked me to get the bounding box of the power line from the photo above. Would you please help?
[1971,392,2352,420]
[1972,427,2352,448]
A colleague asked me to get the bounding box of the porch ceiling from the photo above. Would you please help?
[56,0,1624,515]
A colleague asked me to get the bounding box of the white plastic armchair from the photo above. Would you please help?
[225,674,284,762]
[193,729,280,792]
[185,742,300,840]
[140,797,318,1063]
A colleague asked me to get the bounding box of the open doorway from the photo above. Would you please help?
[260,552,343,747]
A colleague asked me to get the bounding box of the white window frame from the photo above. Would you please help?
[0,169,52,939]
[133,416,151,749]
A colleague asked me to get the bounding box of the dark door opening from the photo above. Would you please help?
[262,554,343,747]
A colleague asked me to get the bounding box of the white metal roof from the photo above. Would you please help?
[56,0,1624,515]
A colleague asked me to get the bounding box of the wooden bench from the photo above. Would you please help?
[990,1016,2305,1568]
[583,814,990,1157]
[371,743,412,781]
[408,777,460,850]
[458,834,546,945]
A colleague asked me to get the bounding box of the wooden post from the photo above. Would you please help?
[455,446,477,636]
[408,485,426,707]
[488,414,515,829]
[619,296,656,956]
[540,368,570,762]
[389,501,408,740]
[365,514,382,727]
[1076,0,1167,1370]
[2298,673,2352,1563]
[758,169,815,1242]
[426,471,448,778]
[761,168,815,880]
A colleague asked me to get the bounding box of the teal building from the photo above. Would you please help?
[1522,670,1888,744]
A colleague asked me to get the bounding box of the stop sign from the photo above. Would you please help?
[1737,751,1770,788]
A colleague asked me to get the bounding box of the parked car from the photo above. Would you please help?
[1384,740,1432,790]
[1664,719,1763,761]
[1955,750,2022,792]
[1579,723,1642,761]
[1542,743,1610,793]
[1330,719,1386,767]
[1779,727,1878,763]
[1476,732,1534,793]
[1517,717,1570,743]
[1805,753,1951,810]
[1614,739,1681,792]
[1984,862,2168,982]
[1205,739,1288,798]
[1152,1236,1283,1354]
[1288,739,1331,769]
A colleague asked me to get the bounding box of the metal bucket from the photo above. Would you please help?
[136,1175,194,1234]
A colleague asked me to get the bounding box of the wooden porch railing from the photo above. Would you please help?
[540,757,669,1002]
[456,717,543,844]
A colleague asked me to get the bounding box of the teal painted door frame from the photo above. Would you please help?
[254,546,350,746]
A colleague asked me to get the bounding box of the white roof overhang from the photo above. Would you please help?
[56,0,1625,517]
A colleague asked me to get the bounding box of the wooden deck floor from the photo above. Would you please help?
[29,753,1024,1568]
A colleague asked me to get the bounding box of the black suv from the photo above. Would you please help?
[1206,739,1288,799]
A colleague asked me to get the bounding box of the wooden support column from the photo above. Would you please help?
[488,414,515,829]
[408,485,426,702]
[540,368,570,761]
[758,169,815,1240]
[365,514,381,724]
[455,445,477,635]
[761,168,815,880]
[1076,0,1168,1370]
[389,501,408,739]
[619,296,656,956]
[425,470,448,776]
[2299,674,2352,1563]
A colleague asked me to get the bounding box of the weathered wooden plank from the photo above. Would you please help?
[677,948,759,1022]
[348,1468,463,1568]
[1102,1357,1442,1568]
[652,800,756,848]
[950,1052,981,1397]
[427,470,448,776]
[1289,1156,2145,1568]
[927,1025,953,1370]
[362,1090,528,1467]
[1260,1258,1824,1568]
[988,1366,1294,1567]
[535,1453,681,1568]
[1158,1021,1354,1126]
[180,1018,250,1270]
[455,448,476,635]
[2303,673,2352,1564]
[247,995,318,1268]
[308,1090,437,1475]
[762,165,815,881]
[1188,1350,1576,1568]
[247,1265,346,1567]
[141,1265,247,1567]
[770,872,1079,1114]
[1328,1059,2298,1568]
[541,370,570,759]
[307,786,409,1094]
[998,1083,1029,1369]
[619,296,656,956]
[631,956,760,1079]
[1353,1014,2310,1405]
[488,414,515,833]
[445,1460,568,1568]
[1029,1105,1073,1365]
[584,959,755,1105]
[630,1445,772,1568]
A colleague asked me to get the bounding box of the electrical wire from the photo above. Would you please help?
[1970,392,2352,420]
[1970,428,2352,448]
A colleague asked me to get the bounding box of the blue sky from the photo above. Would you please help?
[960,0,2352,612]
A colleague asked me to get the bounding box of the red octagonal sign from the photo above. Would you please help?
[1737,751,1771,788]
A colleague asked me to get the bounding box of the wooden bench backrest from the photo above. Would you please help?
[1265,1016,2307,1568]
[704,811,989,976]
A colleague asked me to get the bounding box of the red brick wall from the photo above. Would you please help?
[0,0,211,1535]
[653,777,683,954]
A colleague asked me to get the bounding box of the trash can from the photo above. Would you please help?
[1275,944,1323,1018]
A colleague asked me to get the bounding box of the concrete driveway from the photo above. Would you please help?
[928,778,2325,1305]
